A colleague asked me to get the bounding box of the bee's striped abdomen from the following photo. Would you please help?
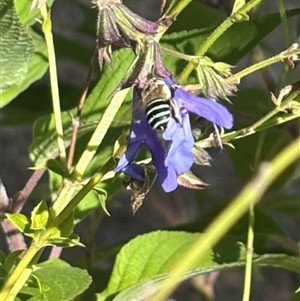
[145,98,171,130]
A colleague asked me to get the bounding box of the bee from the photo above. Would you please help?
[123,164,157,214]
[140,77,178,131]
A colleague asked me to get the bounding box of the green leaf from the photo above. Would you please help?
[14,0,55,27]
[5,213,30,233]
[31,200,49,230]
[47,233,84,248]
[29,48,134,167]
[48,211,75,239]
[111,253,300,301]
[98,231,300,301]
[98,231,221,300]
[0,0,34,106]
[94,188,110,216]
[3,250,23,275]
[74,190,103,222]
[29,258,92,301]
[0,29,48,108]
[46,158,70,178]
[167,2,225,33]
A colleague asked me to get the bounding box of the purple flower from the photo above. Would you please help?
[115,77,233,192]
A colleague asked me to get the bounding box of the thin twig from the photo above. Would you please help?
[12,169,46,213]
[67,50,97,169]
[160,0,167,15]
[0,181,27,251]
[49,51,97,259]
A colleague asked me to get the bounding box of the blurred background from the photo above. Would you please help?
[0,0,299,300]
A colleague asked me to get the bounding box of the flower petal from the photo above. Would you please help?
[163,76,233,129]
[175,88,233,129]
[121,163,145,181]
[163,116,194,175]
[161,165,178,192]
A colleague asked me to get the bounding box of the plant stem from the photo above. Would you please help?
[179,0,265,83]
[0,243,41,301]
[227,48,300,84]
[40,5,67,165]
[150,135,300,301]
[0,164,112,301]
[71,87,130,180]
[242,203,255,301]
[242,131,266,301]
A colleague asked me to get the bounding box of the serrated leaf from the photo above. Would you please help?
[0,0,34,105]
[29,258,91,301]
[5,213,30,233]
[99,231,214,300]
[98,231,300,301]
[111,253,299,301]
[0,29,48,107]
[31,200,49,230]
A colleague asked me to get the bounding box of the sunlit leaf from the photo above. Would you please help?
[29,258,91,301]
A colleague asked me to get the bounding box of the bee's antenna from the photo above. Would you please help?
[146,172,158,194]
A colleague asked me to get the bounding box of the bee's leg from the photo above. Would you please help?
[170,98,182,127]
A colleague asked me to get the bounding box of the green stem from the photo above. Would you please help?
[242,131,266,301]
[50,88,130,218]
[72,87,130,180]
[179,0,265,83]
[151,136,300,301]
[164,0,192,23]
[227,48,300,83]
[0,163,113,301]
[50,159,115,226]
[0,243,41,301]
[40,5,66,164]
[221,86,300,142]
[242,203,255,301]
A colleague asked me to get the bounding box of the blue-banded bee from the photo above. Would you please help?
[141,77,179,131]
